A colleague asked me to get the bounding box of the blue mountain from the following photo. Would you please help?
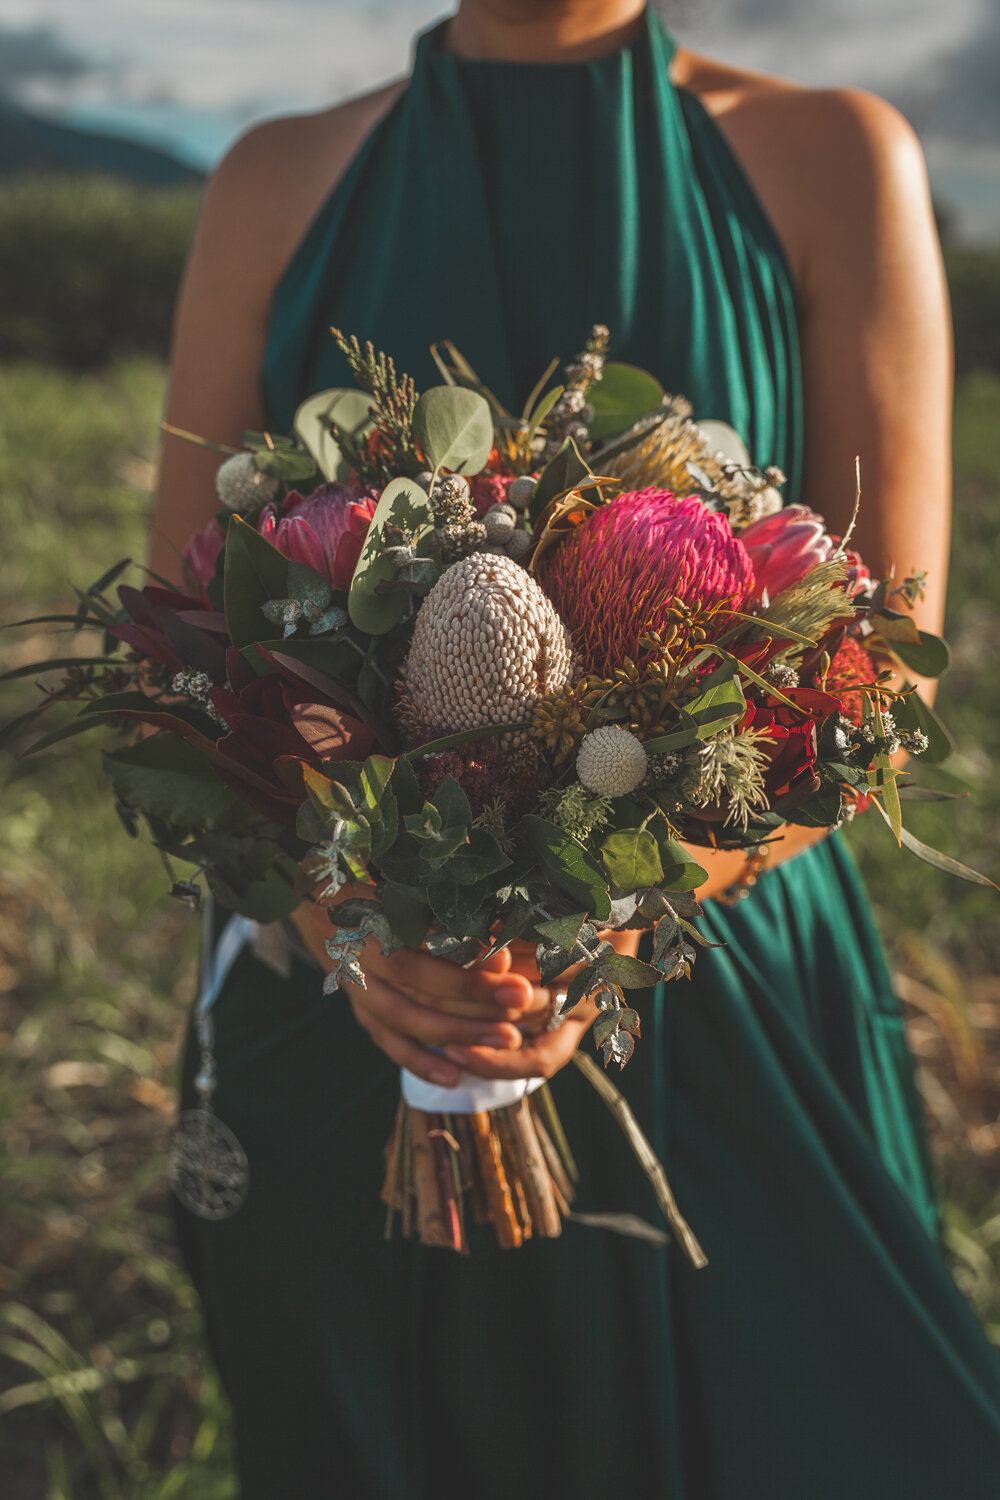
[0,99,203,184]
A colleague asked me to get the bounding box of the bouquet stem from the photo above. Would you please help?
[384,1088,579,1250]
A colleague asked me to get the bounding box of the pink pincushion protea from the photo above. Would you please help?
[538,489,754,675]
[258,483,377,592]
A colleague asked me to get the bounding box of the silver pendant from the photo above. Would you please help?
[168,1107,249,1221]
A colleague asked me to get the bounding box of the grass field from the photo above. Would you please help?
[0,358,998,1495]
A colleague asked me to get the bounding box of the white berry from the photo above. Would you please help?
[576,726,648,798]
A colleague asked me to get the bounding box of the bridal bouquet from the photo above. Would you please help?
[4,325,984,1255]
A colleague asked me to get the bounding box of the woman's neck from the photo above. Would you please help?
[446,0,647,63]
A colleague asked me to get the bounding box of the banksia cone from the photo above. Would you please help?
[537,489,754,676]
[595,400,728,496]
[400,554,574,740]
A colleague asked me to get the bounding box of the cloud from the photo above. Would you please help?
[0,21,93,92]
[902,0,1000,145]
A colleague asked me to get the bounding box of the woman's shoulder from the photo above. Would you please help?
[672,47,932,288]
[195,79,406,291]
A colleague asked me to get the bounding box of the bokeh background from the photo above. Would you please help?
[0,1,998,1494]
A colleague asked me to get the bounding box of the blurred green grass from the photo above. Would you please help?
[0,358,998,1494]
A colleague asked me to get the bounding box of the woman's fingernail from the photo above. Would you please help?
[477,1028,514,1048]
[495,984,527,1007]
[429,1066,458,1086]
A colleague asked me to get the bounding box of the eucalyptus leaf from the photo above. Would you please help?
[293,387,373,482]
[892,684,954,764]
[412,386,494,475]
[348,476,434,634]
[586,363,664,442]
[601,828,664,889]
[885,630,951,679]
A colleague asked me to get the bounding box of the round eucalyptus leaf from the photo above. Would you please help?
[412,386,494,475]
[293,388,374,482]
[586,363,664,442]
[348,476,435,634]
[695,419,751,466]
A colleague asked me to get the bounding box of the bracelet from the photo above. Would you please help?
[715,843,771,906]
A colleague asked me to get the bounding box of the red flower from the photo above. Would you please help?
[825,635,877,725]
[742,686,842,810]
[258,484,377,592]
[739,505,834,600]
[470,473,515,515]
[538,490,755,675]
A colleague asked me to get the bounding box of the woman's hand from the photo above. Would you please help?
[292,890,637,1086]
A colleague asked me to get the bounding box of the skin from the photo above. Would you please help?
[149,0,952,1088]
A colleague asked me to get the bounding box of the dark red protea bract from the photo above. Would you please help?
[739,505,834,601]
[537,489,754,675]
[258,483,377,592]
[182,518,226,589]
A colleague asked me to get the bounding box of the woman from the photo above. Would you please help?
[151,2,1000,1495]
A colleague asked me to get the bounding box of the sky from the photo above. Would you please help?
[1,0,998,242]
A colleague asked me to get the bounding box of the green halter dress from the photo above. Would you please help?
[176,12,1000,1497]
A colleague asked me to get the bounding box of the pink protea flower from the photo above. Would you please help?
[258,483,377,592]
[537,489,754,675]
[182,518,225,588]
[739,505,834,601]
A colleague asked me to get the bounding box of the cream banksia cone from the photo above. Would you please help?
[400,554,575,739]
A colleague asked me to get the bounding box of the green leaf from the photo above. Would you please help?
[293,387,373,482]
[528,437,592,524]
[885,630,951,679]
[655,836,709,892]
[382,882,433,948]
[102,736,256,831]
[252,447,317,482]
[287,562,331,610]
[411,386,495,475]
[432,775,473,829]
[896,785,968,803]
[641,725,698,754]
[595,953,662,989]
[869,696,902,844]
[347,476,434,634]
[450,826,512,885]
[586,362,664,442]
[892,684,953,764]
[536,912,590,952]
[302,764,355,820]
[601,828,664,889]
[0,655,119,683]
[680,662,746,737]
[224,514,289,648]
[403,722,531,759]
[517,815,611,922]
[207,861,299,923]
[388,755,424,817]
[360,754,395,813]
[870,798,998,891]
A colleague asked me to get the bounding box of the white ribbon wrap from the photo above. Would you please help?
[401,1067,545,1115]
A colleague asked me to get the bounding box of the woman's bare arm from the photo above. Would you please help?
[149,87,403,586]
